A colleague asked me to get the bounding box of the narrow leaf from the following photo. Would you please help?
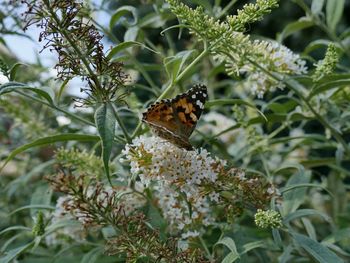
[109,5,137,30]
[95,103,116,184]
[0,82,54,105]
[215,237,239,255]
[107,41,159,59]
[323,228,350,244]
[9,63,28,81]
[0,242,34,263]
[326,0,345,33]
[292,233,344,263]
[164,50,196,83]
[240,241,265,254]
[222,252,239,263]
[311,0,325,14]
[80,247,103,263]
[281,170,311,215]
[283,209,332,225]
[277,18,314,42]
[0,134,99,172]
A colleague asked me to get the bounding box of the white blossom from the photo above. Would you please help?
[240,41,308,97]
[0,72,9,85]
[122,135,231,234]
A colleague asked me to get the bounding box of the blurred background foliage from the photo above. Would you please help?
[1,0,350,262]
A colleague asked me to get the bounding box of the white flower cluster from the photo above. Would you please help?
[122,135,230,234]
[241,41,308,98]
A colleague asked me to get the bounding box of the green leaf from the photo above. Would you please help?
[109,5,137,30]
[138,13,165,28]
[215,237,238,253]
[57,79,69,104]
[279,245,294,263]
[107,41,158,59]
[277,17,314,42]
[95,103,116,184]
[326,0,345,33]
[215,237,239,262]
[272,229,283,248]
[323,228,350,244]
[9,63,28,81]
[311,0,325,14]
[309,74,350,98]
[292,233,344,263]
[124,26,139,42]
[0,82,54,105]
[0,226,32,236]
[0,134,99,173]
[281,170,311,215]
[303,39,332,55]
[164,50,196,83]
[0,242,34,263]
[240,241,265,254]
[280,183,332,197]
[222,252,239,263]
[283,209,332,226]
[80,247,103,263]
[302,218,317,240]
[9,205,55,216]
[45,219,81,235]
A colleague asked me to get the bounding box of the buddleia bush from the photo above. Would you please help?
[0,0,349,262]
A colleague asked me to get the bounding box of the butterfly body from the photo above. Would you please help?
[142,84,208,150]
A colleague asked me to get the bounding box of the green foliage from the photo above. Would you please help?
[1,0,350,262]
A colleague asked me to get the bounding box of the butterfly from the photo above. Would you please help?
[142,84,208,150]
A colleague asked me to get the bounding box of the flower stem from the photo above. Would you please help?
[199,236,213,261]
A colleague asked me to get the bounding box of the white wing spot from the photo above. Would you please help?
[196,100,204,109]
[192,94,196,99]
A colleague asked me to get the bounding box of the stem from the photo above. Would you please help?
[111,104,132,143]
[199,236,213,261]
[131,121,143,138]
[260,153,271,179]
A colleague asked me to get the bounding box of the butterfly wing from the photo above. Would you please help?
[172,84,208,137]
[142,84,208,149]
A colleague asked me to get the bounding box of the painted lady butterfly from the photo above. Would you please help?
[142,84,208,150]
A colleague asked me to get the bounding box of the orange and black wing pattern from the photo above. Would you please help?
[142,84,208,150]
